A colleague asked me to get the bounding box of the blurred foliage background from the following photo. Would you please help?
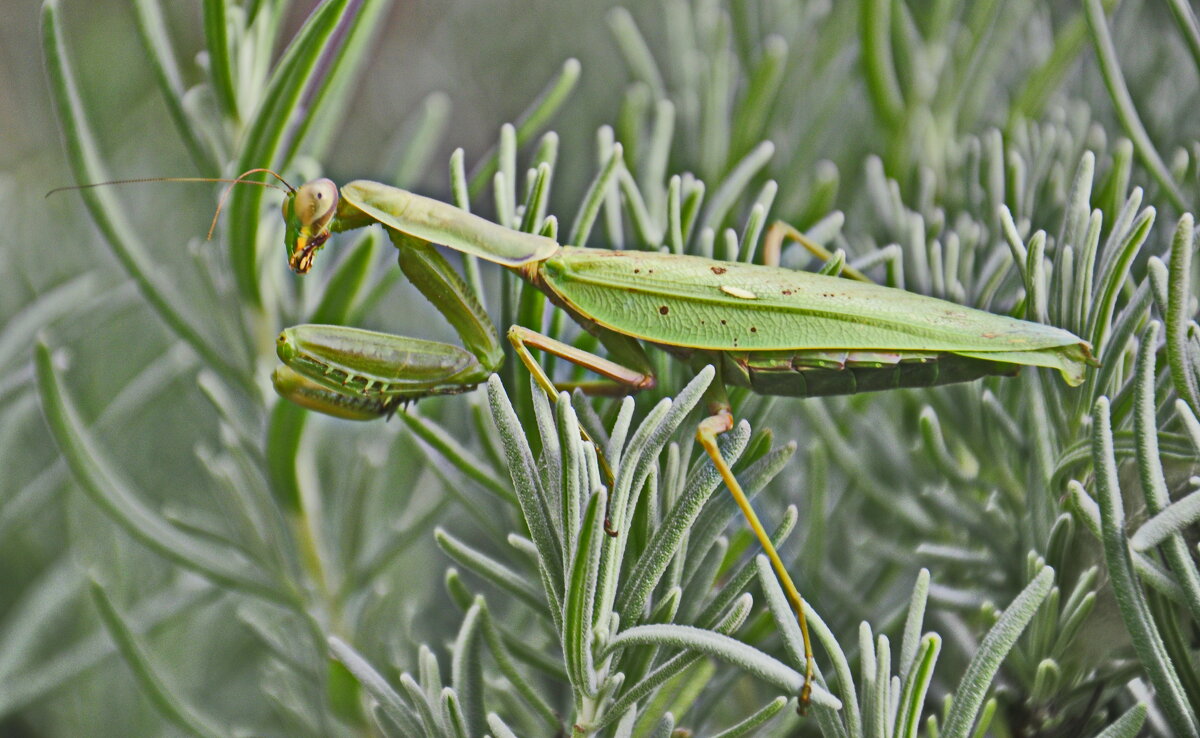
[8,0,1200,735]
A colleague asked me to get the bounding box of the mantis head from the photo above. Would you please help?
[284,178,339,273]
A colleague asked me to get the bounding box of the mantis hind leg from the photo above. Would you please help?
[696,407,815,712]
[506,325,656,536]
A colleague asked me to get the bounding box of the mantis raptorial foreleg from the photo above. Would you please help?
[271,228,508,412]
[391,231,504,368]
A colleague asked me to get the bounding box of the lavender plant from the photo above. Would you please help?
[7,0,1200,735]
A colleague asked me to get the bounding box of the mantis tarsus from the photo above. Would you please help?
[269,176,1095,708]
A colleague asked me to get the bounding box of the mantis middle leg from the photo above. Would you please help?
[507,324,656,535]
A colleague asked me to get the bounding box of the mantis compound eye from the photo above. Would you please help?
[295,178,339,230]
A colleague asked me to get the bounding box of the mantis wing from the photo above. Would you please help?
[539,248,1094,385]
[341,180,560,266]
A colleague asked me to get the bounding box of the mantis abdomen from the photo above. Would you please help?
[704,347,1016,397]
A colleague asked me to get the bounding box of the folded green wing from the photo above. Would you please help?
[540,248,1093,385]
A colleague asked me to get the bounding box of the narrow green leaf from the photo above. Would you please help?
[732,35,787,159]
[0,274,98,376]
[710,696,787,738]
[1166,215,1200,413]
[35,342,286,602]
[309,232,380,324]
[1010,1,1115,122]
[563,491,603,695]
[1091,396,1199,737]
[2,341,193,541]
[0,560,82,679]
[328,636,424,736]
[134,0,218,174]
[202,0,238,120]
[434,528,546,616]
[398,673,440,736]
[894,635,941,738]
[1164,0,1200,75]
[569,142,624,247]
[1094,703,1148,738]
[617,167,662,246]
[287,0,392,162]
[486,376,564,627]
[606,623,832,704]
[89,580,225,738]
[388,92,452,189]
[641,99,674,218]
[607,8,665,98]
[1084,0,1185,210]
[467,58,581,198]
[520,163,553,236]
[1088,205,1153,355]
[0,577,214,718]
[495,124,517,228]
[755,556,850,727]
[398,408,515,505]
[617,424,749,622]
[372,702,410,738]
[702,141,775,233]
[645,712,675,738]
[590,594,754,733]
[477,600,560,730]
[440,688,469,738]
[486,713,521,738]
[695,508,796,629]
[450,599,485,738]
[1131,322,1200,624]
[419,648,445,718]
[631,655,712,737]
[861,0,904,126]
[684,439,793,589]
[941,567,1055,738]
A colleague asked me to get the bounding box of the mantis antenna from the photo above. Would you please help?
[46,167,296,240]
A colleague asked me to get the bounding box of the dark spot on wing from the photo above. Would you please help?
[750,326,757,333]
[782,289,793,295]
[711,266,727,275]
[659,305,669,315]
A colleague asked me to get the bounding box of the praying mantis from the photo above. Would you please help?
[269,176,1095,708]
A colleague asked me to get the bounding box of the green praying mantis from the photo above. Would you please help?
[266,175,1096,708]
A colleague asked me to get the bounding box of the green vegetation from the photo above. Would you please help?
[7,0,1200,734]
